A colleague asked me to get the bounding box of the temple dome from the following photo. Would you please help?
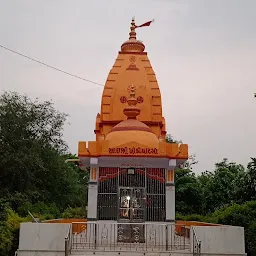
[121,39,145,53]
[105,130,159,148]
[105,85,159,148]
[111,119,152,133]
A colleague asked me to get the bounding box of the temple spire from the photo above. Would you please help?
[129,17,137,40]
[121,17,145,52]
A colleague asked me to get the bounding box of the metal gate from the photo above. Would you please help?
[118,187,146,243]
[118,187,146,222]
[97,167,166,222]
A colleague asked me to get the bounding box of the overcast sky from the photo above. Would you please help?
[0,0,256,173]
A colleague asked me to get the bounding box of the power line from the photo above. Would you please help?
[0,44,104,87]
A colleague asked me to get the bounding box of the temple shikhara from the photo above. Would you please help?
[16,18,246,256]
[78,18,188,227]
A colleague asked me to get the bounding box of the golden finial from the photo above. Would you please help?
[129,17,136,40]
[121,17,145,52]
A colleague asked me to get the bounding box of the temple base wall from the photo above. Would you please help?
[192,226,245,255]
[17,223,70,256]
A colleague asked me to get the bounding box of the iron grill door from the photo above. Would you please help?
[118,187,145,243]
[118,187,146,222]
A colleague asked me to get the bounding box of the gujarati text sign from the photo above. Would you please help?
[109,147,158,155]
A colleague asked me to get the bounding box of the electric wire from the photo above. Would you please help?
[0,44,104,87]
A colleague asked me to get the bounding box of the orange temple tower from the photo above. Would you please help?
[78,18,188,239]
[94,18,166,141]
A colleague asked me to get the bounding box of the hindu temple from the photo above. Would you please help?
[16,18,246,256]
[78,18,188,228]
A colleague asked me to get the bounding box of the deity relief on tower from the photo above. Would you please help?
[127,84,136,94]
[94,18,166,142]
[123,85,140,119]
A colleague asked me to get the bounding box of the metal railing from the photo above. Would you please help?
[65,224,72,256]
[192,227,201,256]
[71,222,190,253]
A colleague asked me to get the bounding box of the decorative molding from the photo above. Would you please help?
[120,96,127,103]
[167,169,175,183]
[119,51,147,55]
[91,168,97,180]
[137,96,144,103]
[126,65,139,71]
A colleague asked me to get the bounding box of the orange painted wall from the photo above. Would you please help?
[175,220,222,237]
[43,218,87,234]
[78,139,188,159]
[95,51,166,140]
[43,219,222,236]
[176,220,221,227]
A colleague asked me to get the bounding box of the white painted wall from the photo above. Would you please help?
[166,186,175,221]
[17,223,70,256]
[87,183,98,219]
[191,225,245,255]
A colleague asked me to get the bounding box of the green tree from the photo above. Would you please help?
[175,168,203,215]
[199,158,246,213]
[0,201,12,256]
[62,206,87,219]
[64,154,89,207]
[0,91,84,211]
[245,158,256,201]
[166,134,181,144]
[165,134,198,169]
[165,134,201,214]
[210,201,256,256]
[247,221,256,256]
[6,209,30,256]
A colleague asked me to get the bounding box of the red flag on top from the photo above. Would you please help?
[135,19,155,29]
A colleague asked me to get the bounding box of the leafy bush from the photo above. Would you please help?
[179,201,256,256]
[17,201,61,219]
[247,221,256,255]
[62,207,86,219]
[0,207,30,256]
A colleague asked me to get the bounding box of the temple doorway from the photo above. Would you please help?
[118,187,146,242]
[119,187,146,222]
[97,167,166,222]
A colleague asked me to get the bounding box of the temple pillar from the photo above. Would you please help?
[166,160,176,222]
[87,158,98,221]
